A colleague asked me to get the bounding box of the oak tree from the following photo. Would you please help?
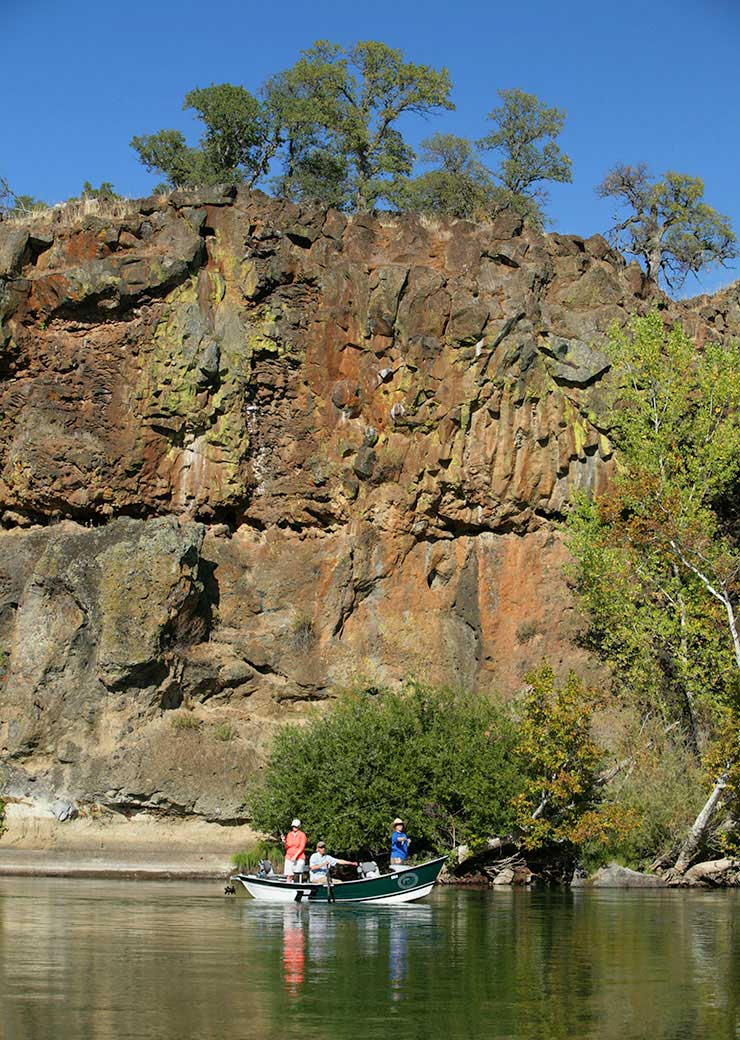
[265,40,454,211]
[597,165,737,290]
[131,84,274,189]
[389,133,499,220]
[477,88,572,228]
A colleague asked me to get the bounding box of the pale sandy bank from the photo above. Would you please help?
[0,804,258,879]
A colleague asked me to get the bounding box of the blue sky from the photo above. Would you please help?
[3,0,739,294]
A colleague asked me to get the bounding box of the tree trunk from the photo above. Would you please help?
[675,575,701,759]
[672,768,729,874]
[644,210,662,284]
[646,244,662,284]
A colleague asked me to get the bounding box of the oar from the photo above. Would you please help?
[326,865,336,904]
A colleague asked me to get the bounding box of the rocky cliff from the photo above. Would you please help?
[1,187,737,825]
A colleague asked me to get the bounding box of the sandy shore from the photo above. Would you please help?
[0,848,232,879]
[0,806,257,879]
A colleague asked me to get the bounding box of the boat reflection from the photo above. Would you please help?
[244,900,433,1001]
[286,904,430,999]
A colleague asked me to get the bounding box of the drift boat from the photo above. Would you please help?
[232,857,446,905]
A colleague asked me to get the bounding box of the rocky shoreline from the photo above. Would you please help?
[2,804,737,886]
[452,854,740,889]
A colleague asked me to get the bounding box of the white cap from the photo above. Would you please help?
[291,818,301,827]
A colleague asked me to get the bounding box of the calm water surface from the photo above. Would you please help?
[0,878,738,1040]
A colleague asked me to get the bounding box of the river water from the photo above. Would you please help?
[0,878,738,1040]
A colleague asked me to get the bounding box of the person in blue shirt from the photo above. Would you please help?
[308,841,357,883]
[390,818,410,868]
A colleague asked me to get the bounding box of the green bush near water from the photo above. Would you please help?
[231,840,284,874]
[0,799,6,839]
[579,723,705,872]
[247,680,523,857]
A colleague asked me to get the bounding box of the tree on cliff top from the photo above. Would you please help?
[0,177,47,217]
[131,84,275,189]
[387,133,500,220]
[264,40,454,211]
[597,165,738,290]
[477,88,572,228]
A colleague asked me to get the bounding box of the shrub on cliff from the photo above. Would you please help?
[388,133,502,222]
[247,680,522,856]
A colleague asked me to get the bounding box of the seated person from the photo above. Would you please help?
[308,841,358,883]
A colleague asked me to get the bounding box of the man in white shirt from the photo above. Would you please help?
[308,841,358,883]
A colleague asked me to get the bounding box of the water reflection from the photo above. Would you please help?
[281,908,305,996]
[388,915,408,1000]
[0,880,738,1040]
[267,901,428,1002]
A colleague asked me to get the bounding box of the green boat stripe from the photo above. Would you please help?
[330,883,433,902]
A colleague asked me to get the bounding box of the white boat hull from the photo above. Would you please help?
[238,878,436,905]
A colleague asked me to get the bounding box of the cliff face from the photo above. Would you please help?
[0,188,736,823]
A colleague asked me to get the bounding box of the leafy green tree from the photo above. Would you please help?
[131,128,204,189]
[512,665,631,851]
[248,681,522,855]
[567,497,726,757]
[597,165,738,290]
[131,83,274,189]
[477,88,572,228]
[263,48,352,208]
[567,313,740,867]
[265,40,454,211]
[389,133,500,220]
[80,180,121,202]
